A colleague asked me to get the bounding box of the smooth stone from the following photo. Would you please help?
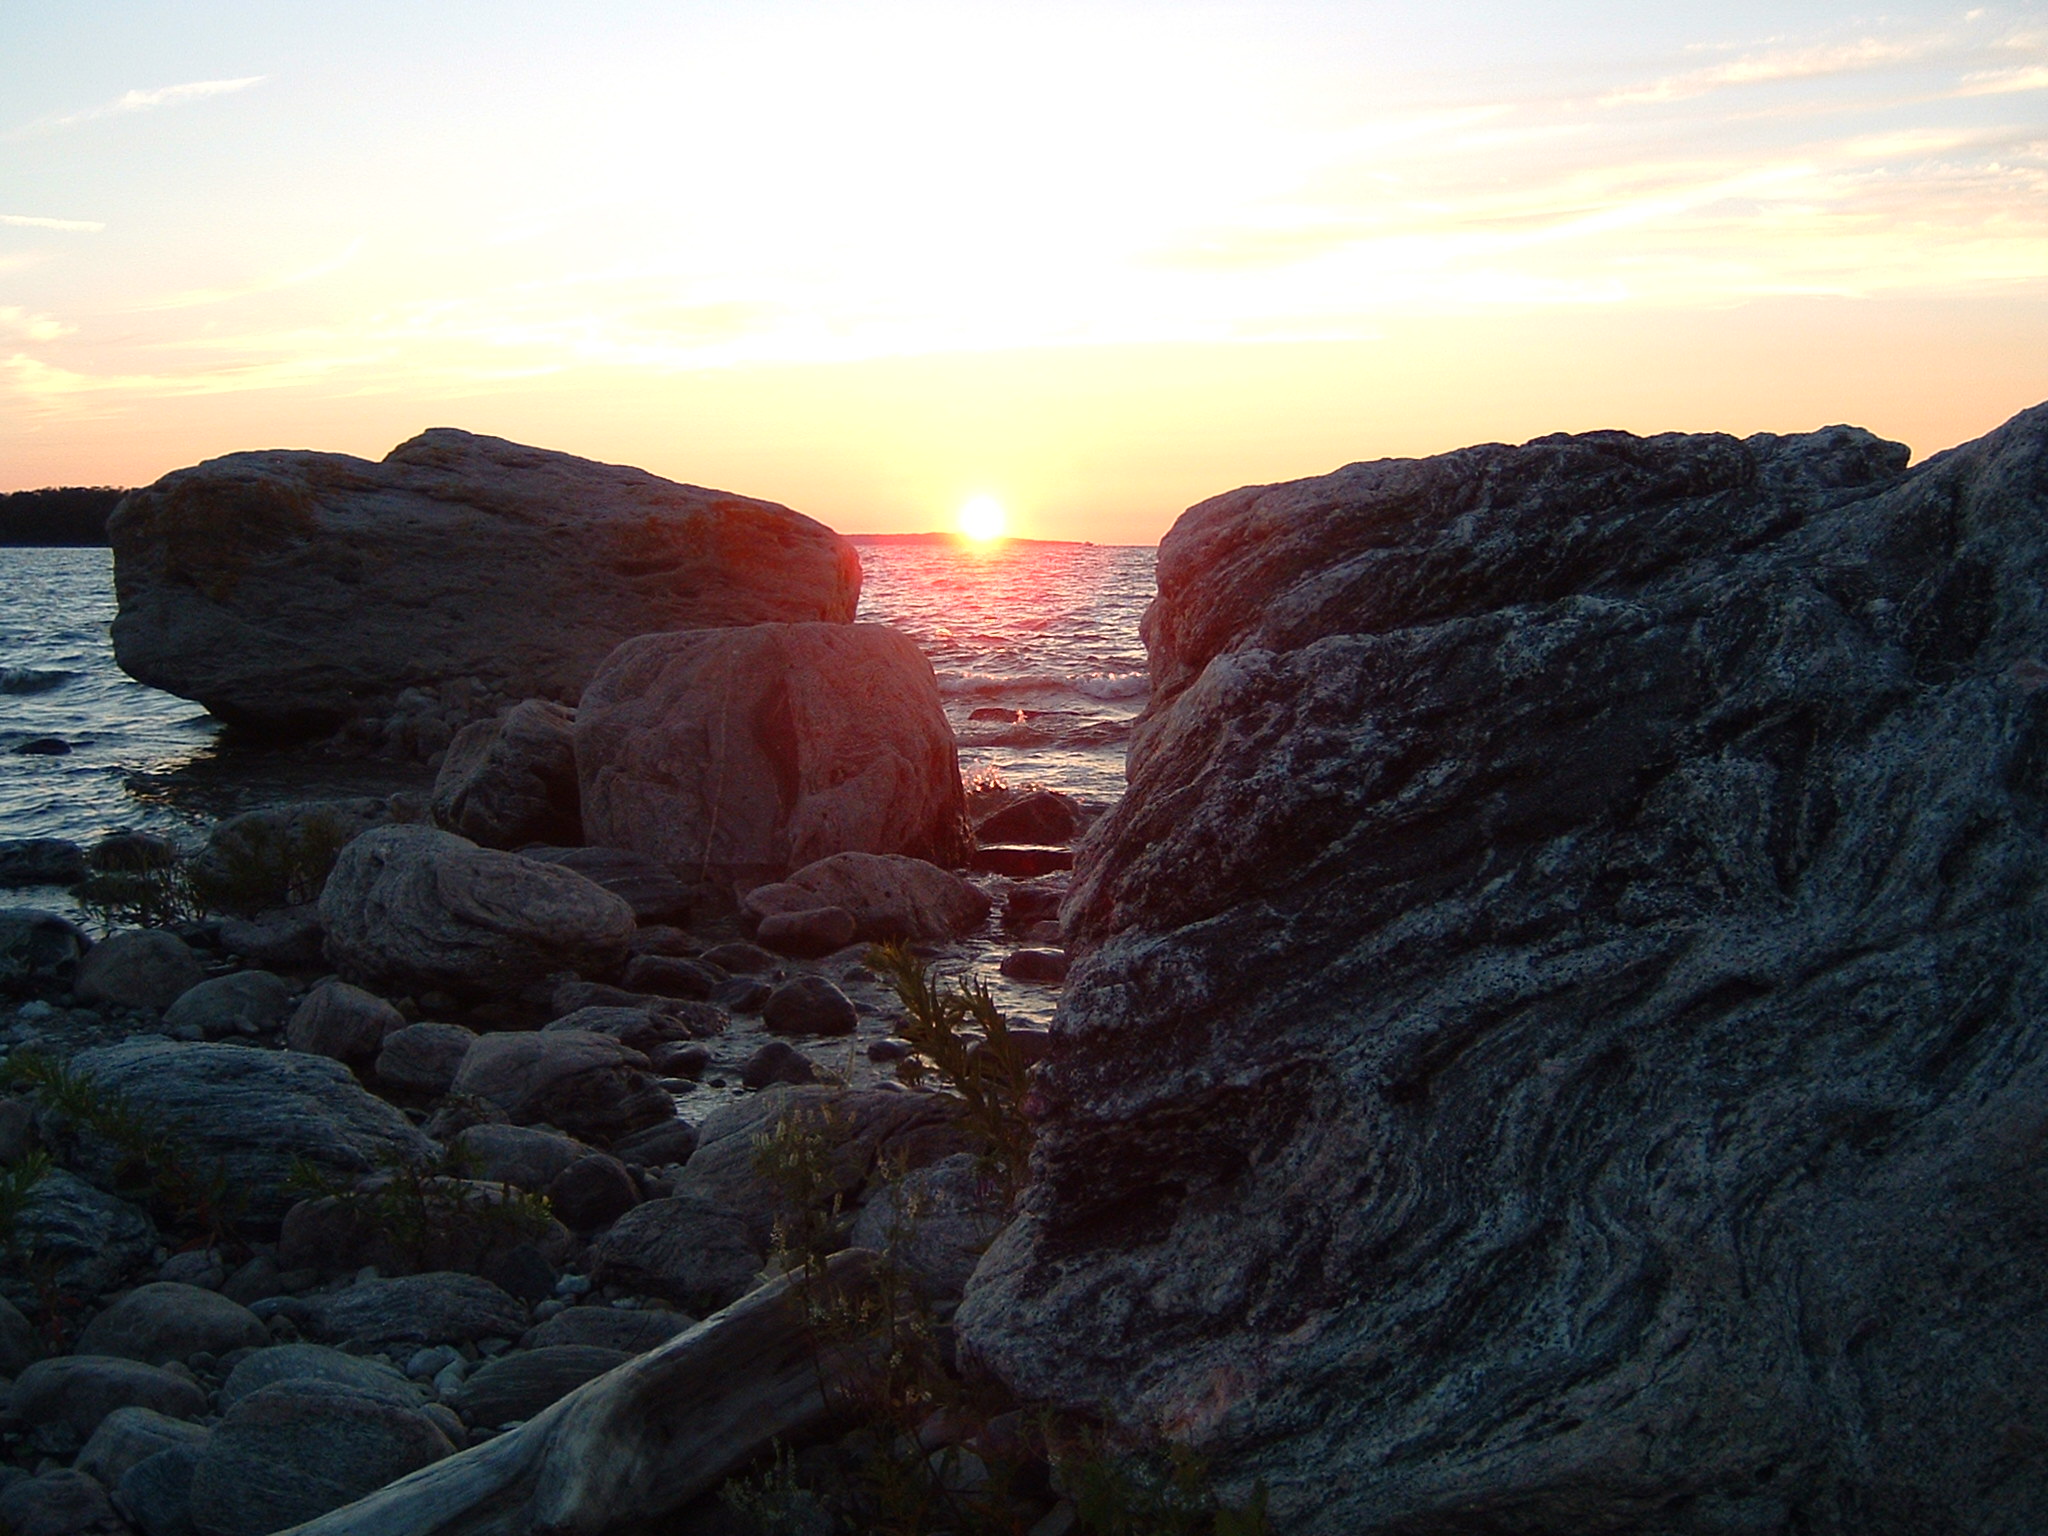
[753,906,858,958]
[160,970,294,1041]
[849,1153,1005,1306]
[516,846,696,927]
[12,738,70,756]
[0,908,91,987]
[541,1005,694,1054]
[646,1041,713,1081]
[449,1345,631,1425]
[740,1040,820,1090]
[75,1405,210,1488]
[760,975,858,1037]
[1,1170,157,1309]
[218,1343,419,1410]
[523,1304,694,1353]
[213,905,326,970]
[611,1118,700,1167]
[575,622,971,892]
[66,1040,432,1226]
[108,427,859,741]
[320,826,635,1000]
[618,954,726,1000]
[117,1445,200,1536]
[0,1469,122,1536]
[0,839,87,889]
[72,929,205,1011]
[997,948,1069,984]
[430,699,581,850]
[373,1021,477,1097]
[711,976,771,1014]
[450,1124,588,1191]
[588,1195,764,1314]
[698,941,778,974]
[1001,885,1064,932]
[285,980,405,1070]
[742,851,992,943]
[543,1153,640,1231]
[76,1283,268,1366]
[452,1030,675,1145]
[283,1274,526,1350]
[185,1380,453,1536]
[972,789,1081,845]
[7,1356,207,1447]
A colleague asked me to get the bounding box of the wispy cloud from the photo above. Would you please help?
[1602,35,1945,106]
[0,214,105,232]
[128,239,365,312]
[1957,64,2048,94]
[10,76,265,136]
[0,308,72,342]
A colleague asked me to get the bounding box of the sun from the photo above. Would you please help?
[957,495,1008,543]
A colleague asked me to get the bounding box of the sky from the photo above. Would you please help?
[2,1,2045,543]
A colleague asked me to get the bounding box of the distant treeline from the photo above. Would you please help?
[0,487,129,546]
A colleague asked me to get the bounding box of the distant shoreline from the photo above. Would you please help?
[845,531,1117,548]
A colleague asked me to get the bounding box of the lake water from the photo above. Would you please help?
[0,540,1153,849]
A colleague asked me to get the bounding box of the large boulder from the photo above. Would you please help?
[66,1040,432,1225]
[107,428,860,741]
[959,406,2048,1534]
[319,825,635,999]
[75,1283,268,1365]
[1,1171,157,1307]
[575,622,970,893]
[72,929,204,1011]
[742,851,992,941]
[430,700,581,849]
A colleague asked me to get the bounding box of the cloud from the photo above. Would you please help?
[11,76,265,136]
[1957,65,2048,95]
[1602,36,1941,106]
[0,308,72,342]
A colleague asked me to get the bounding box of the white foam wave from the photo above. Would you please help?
[1072,672,1149,701]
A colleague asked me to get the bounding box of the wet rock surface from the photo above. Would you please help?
[960,406,2048,1533]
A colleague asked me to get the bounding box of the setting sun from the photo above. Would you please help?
[957,495,1007,542]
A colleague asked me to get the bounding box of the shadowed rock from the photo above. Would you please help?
[576,622,969,893]
[430,700,581,849]
[108,428,860,742]
[959,404,2048,1534]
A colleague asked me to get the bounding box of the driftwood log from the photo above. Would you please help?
[282,1250,876,1536]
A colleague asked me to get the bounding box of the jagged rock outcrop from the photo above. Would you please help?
[108,429,860,742]
[576,622,970,893]
[959,405,2048,1534]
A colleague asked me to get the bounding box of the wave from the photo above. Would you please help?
[0,667,73,695]
[1072,672,1149,701]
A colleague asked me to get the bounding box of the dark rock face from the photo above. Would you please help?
[958,406,2048,1534]
[108,428,860,740]
[430,699,582,849]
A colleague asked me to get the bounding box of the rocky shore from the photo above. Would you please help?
[7,403,2048,1535]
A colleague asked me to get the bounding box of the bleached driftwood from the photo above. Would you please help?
[281,1250,878,1536]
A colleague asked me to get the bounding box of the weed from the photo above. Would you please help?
[73,861,205,932]
[0,1052,239,1244]
[189,812,355,915]
[0,1148,52,1255]
[284,1141,555,1271]
[867,942,1035,1204]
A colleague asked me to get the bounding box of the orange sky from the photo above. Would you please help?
[4,2,2045,543]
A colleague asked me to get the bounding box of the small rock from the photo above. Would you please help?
[646,1041,712,1080]
[743,851,991,943]
[0,1468,122,1535]
[625,925,695,958]
[761,976,858,1037]
[117,1444,201,1536]
[7,1356,207,1448]
[1,1170,157,1309]
[866,1038,914,1064]
[0,1291,44,1376]
[156,1249,227,1291]
[286,1273,526,1349]
[1001,886,1064,933]
[973,789,1080,845]
[76,1283,269,1366]
[620,954,726,1002]
[219,1343,418,1410]
[542,1004,694,1054]
[699,941,778,974]
[451,1030,676,1145]
[218,1255,281,1308]
[160,971,294,1041]
[405,1345,462,1382]
[75,1405,210,1488]
[186,1379,454,1536]
[11,737,71,756]
[589,1195,765,1314]
[0,840,87,890]
[755,906,859,958]
[517,845,695,927]
[213,906,326,970]
[285,981,405,1070]
[612,1118,700,1168]
[544,1153,640,1231]
[429,699,581,851]
[72,930,206,1011]
[969,845,1074,878]
[741,1040,821,1090]
[998,949,1069,984]
[373,1020,477,1096]
[523,1304,693,1353]
[711,976,771,1014]
[450,1124,588,1191]
[0,909,91,988]
[449,1345,630,1425]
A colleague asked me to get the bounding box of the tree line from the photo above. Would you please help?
[0,487,129,546]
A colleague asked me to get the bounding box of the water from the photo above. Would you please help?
[0,540,1153,849]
